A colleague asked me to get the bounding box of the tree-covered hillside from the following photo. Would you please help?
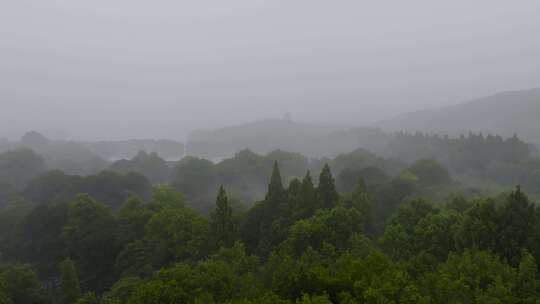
[378,87,540,145]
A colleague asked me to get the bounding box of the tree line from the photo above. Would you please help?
[1,159,540,303]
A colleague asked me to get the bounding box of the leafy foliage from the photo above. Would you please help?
[109,151,171,184]
[0,148,45,188]
[2,141,540,304]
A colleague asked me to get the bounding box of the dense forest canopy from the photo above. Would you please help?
[1,128,540,303]
[3,1,540,302]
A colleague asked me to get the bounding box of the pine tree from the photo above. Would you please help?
[288,178,302,219]
[299,170,317,218]
[59,258,81,304]
[350,178,373,234]
[210,186,235,249]
[317,164,339,209]
[516,250,539,299]
[255,161,288,256]
[498,185,536,265]
[265,161,286,211]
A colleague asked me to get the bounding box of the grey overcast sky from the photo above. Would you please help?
[1,0,540,140]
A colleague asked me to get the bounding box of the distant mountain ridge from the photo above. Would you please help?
[186,88,540,159]
[377,87,540,144]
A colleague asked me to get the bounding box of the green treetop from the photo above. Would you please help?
[210,186,235,249]
[317,164,339,209]
[60,258,81,304]
[265,161,286,213]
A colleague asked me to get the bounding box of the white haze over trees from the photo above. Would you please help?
[1,0,540,140]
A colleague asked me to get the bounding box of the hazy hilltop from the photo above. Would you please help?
[377,87,540,144]
[189,119,342,142]
[187,119,347,159]
[186,102,540,160]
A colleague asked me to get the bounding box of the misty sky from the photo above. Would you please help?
[1,0,540,141]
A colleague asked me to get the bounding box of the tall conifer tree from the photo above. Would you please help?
[317,164,339,209]
[265,161,285,211]
[210,185,235,249]
[299,170,317,217]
